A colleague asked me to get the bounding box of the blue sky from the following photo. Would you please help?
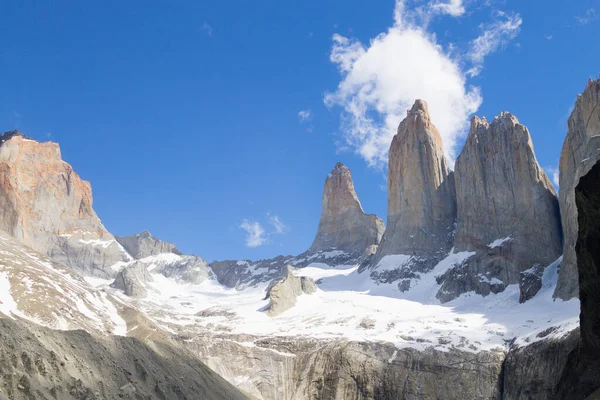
[1,0,599,262]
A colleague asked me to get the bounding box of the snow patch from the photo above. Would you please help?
[488,236,512,248]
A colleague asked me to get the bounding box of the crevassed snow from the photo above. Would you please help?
[488,236,512,248]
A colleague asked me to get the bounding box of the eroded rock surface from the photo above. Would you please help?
[0,130,130,277]
[310,162,384,254]
[441,113,562,302]
[555,78,600,301]
[375,100,456,264]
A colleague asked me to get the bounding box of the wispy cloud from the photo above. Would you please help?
[13,111,22,118]
[467,11,522,77]
[429,0,465,17]
[576,8,597,25]
[544,34,553,40]
[240,219,267,247]
[325,0,522,166]
[269,214,288,234]
[202,22,213,36]
[240,214,288,248]
[545,166,560,189]
[298,109,312,122]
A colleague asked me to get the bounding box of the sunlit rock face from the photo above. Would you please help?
[0,130,130,277]
[441,112,562,303]
[375,100,456,264]
[310,162,384,255]
[554,78,600,301]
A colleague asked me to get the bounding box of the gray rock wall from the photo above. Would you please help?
[554,78,600,301]
[375,100,456,264]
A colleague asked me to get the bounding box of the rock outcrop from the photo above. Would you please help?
[555,78,600,301]
[0,130,130,277]
[556,159,600,398]
[375,100,456,263]
[264,265,317,316]
[519,264,545,303]
[116,230,182,259]
[438,113,562,302]
[111,261,154,298]
[310,162,384,255]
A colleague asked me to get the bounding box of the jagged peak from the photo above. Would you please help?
[0,129,36,144]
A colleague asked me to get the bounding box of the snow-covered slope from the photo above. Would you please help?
[99,248,579,354]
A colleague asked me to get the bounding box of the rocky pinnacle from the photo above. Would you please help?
[375,100,456,262]
[310,162,384,254]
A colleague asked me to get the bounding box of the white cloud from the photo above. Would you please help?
[576,8,597,25]
[240,219,267,248]
[325,0,502,166]
[202,22,213,36]
[544,34,553,40]
[269,215,288,234]
[467,11,522,77]
[298,109,312,122]
[545,166,560,189]
[429,0,465,17]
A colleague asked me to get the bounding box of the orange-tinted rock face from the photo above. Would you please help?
[0,131,130,277]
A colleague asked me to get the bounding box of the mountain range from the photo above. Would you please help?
[0,78,599,399]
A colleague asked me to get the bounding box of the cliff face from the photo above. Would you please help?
[0,131,130,277]
[310,162,384,255]
[555,78,600,301]
[375,100,456,263]
[440,113,562,302]
[184,334,504,400]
